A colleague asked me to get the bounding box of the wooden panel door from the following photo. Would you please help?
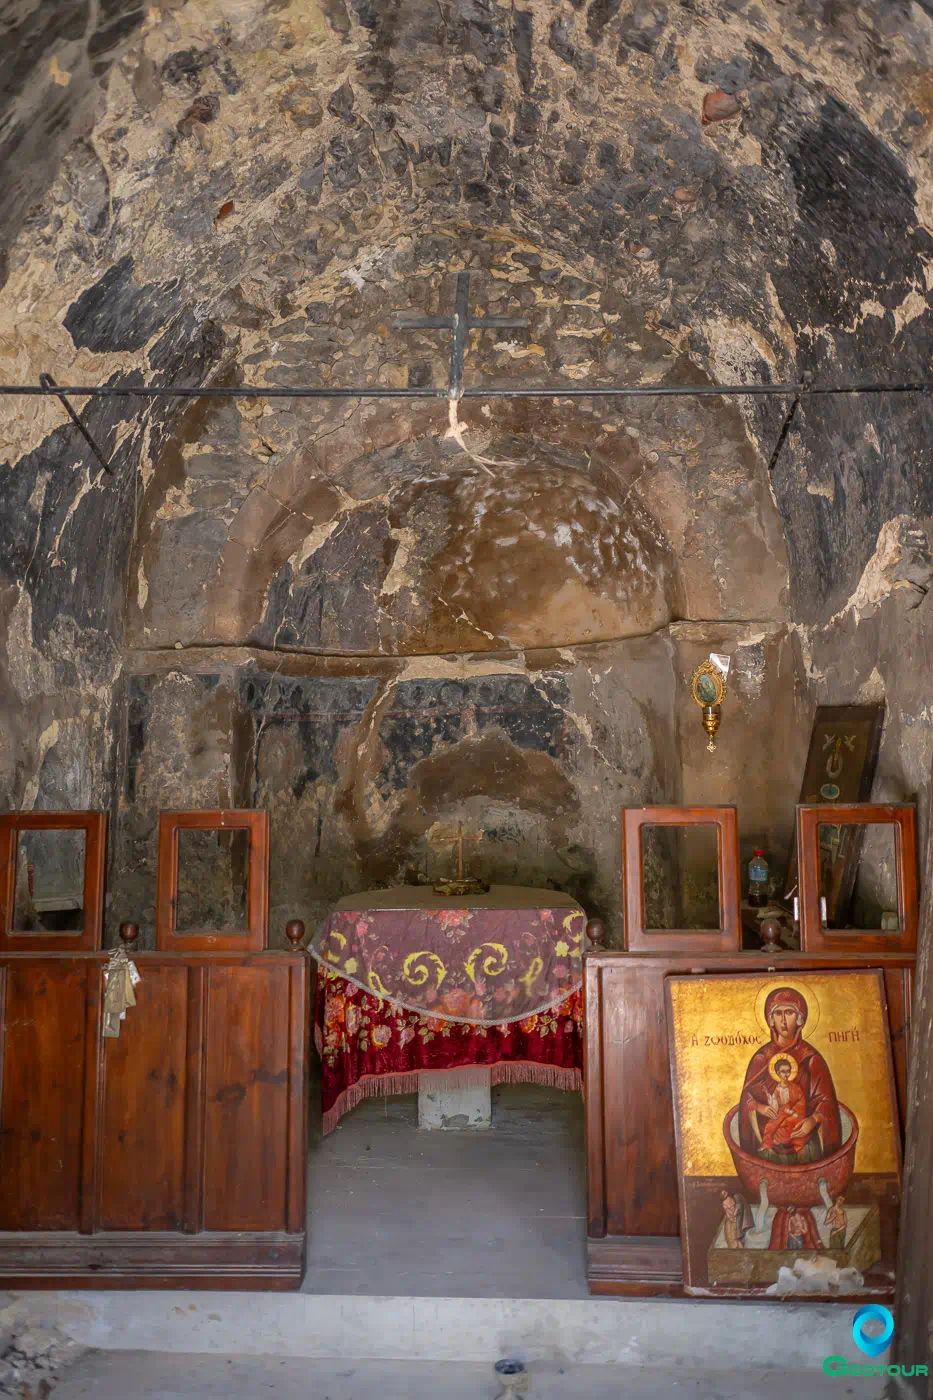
[203,962,293,1232]
[0,960,95,1230]
[97,963,190,1232]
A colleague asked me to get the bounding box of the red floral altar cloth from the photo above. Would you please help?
[311,887,586,1133]
[314,971,583,1134]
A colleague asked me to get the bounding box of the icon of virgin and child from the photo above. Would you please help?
[740,987,842,1165]
[721,986,848,1253]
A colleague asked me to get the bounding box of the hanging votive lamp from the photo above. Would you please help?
[690,654,731,753]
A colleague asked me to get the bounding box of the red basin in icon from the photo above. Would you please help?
[722,1103,858,1206]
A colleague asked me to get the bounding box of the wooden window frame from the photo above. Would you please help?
[156,810,270,953]
[797,802,918,953]
[0,810,106,953]
[621,805,741,953]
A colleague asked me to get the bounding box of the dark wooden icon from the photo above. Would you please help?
[784,704,885,916]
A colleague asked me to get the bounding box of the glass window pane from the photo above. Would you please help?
[13,828,86,932]
[175,828,250,932]
[817,822,900,930]
[641,823,721,930]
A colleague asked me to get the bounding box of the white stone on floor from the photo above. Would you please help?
[418,1079,492,1129]
[49,1351,888,1399]
[307,1086,587,1297]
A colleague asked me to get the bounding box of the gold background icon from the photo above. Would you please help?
[668,972,900,1177]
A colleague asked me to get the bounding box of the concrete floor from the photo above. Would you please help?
[305,1085,589,1298]
[33,1084,884,1397]
[50,1351,887,1399]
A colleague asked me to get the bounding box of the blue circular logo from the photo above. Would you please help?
[852,1305,894,1358]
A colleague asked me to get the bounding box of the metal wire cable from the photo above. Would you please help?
[1,380,930,398]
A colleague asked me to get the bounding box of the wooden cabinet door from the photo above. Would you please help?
[202,963,296,1232]
[0,951,308,1289]
[97,963,190,1232]
[0,960,94,1231]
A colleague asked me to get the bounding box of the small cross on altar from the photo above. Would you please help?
[430,820,483,881]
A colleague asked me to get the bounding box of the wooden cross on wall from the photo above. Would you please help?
[429,821,483,880]
[393,271,529,400]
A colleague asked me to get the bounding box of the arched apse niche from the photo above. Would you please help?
[120,423,686,940]
[115,233,791,943]
[243,437,675,656]
[244,455,677,924]
[124,230,789,661]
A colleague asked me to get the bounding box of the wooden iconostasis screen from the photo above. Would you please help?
[0,806,308,1291]
[586,800,918,1298]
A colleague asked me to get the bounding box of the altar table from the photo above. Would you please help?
[311,886,586,1134]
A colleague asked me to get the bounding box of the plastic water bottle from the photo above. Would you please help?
[748,849,769,908]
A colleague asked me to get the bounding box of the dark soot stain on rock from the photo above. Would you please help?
[63,255,182,352]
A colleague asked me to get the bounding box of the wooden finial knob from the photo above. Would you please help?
[119,921,139,947]
[586,918,606,948]
[285,919,305,950]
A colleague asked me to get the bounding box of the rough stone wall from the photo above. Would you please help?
[0,1,156,284]
[0,0,931,943]
[113,637,679,945]
[0,314,220,822]
[794,521,933,862]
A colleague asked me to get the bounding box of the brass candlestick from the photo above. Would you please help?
[701,704,721,752]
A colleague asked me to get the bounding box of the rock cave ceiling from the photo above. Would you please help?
[1,0,933,661]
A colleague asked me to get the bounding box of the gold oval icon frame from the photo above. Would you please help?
[690,659,726,709]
